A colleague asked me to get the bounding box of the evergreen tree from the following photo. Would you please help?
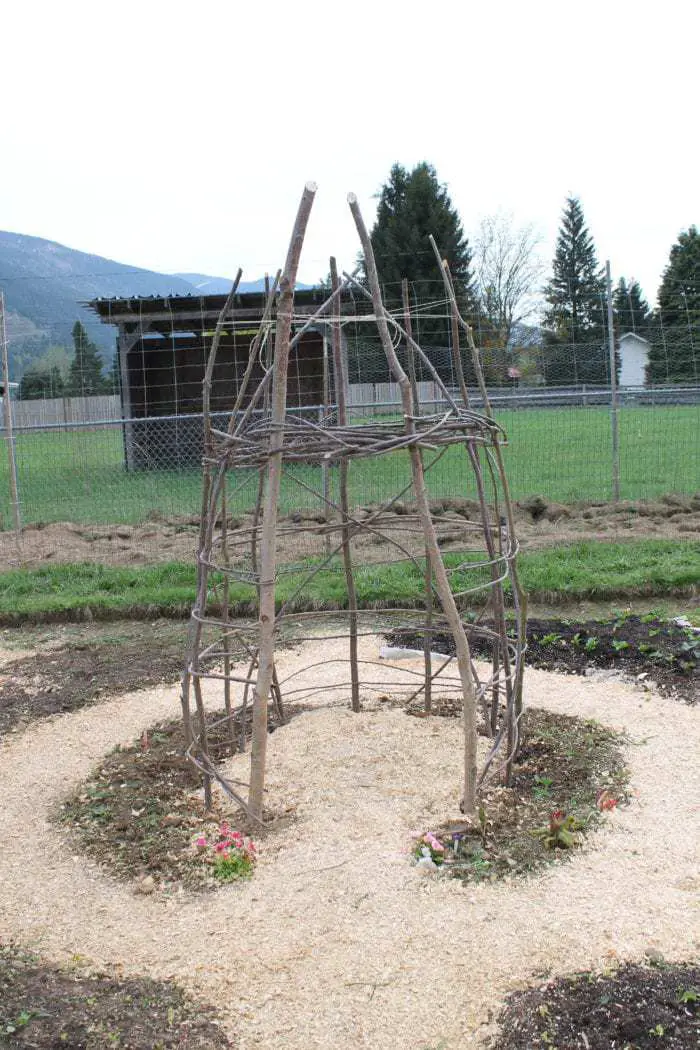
[366,163,476,379]
[106,351,122,396]
[67,320,107,396]
[542,197,607,384]
[19,365,64,400]
[613,278,651,334]
[647,226,699,383]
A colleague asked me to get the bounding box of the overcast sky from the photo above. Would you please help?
[2,0,697,305]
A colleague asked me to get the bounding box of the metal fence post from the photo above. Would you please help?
[0,291,22,556]
[605,261,621,501]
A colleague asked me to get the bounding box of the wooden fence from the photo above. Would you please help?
[7,395,121,429]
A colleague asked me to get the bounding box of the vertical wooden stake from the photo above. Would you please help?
[349,194,479,815]
[331,257,360,712]
[402,279,432,714]
[249,182,317,820]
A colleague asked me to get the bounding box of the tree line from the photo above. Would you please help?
[17,166,698,396]
[18,321,119,400]
[366,162,698,386]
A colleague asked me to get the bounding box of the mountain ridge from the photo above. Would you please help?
[0,232,286,378]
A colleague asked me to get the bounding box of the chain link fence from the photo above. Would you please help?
[2,382,698,567]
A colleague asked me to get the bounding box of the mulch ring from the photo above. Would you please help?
[55,706,294,894]
[390,615,699,704]
[0,621,189,737]
[422,708,628,884]
[490,961,700,1049]
[0,942,232,1048]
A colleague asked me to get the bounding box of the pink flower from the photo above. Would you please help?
[195,836,208,848]
[424,833,445,852]
[215,841,228,853]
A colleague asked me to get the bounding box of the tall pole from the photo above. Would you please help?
[605,261,620,501]
[0,291,22,556]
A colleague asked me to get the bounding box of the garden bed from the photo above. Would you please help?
[490,961,699,1049]
[55,708,267,892]
[0,635,697,1049]
[421,708,628,883]
[0,942,232,1048]
[0,620,188,736]
[391,614,699,704]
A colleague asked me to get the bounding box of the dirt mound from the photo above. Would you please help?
[2,493,699,570]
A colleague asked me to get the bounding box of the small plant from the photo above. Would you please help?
[414,831,445,867]
[596,789,619,811]
[532,810,581,850]
[194,823,257,882]
[540,633,562,646]
[533,775,554,800]
[584,636,599,652]
[4,1011,32,1035]
[677,987,698,1004]
[611,639,630,652]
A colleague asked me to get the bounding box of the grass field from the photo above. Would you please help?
[0,539,697,622]
[1,404,698,528]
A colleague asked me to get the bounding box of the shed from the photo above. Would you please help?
[88,289,356,470]
[618,332,651,386]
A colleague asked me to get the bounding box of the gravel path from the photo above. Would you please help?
[0,637,698,1049]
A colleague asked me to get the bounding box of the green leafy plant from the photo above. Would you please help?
[611,639,630,652]
[532,810,581,850]
[4,1011,32,1035]
[677,987,698,1004]
[533,775,554,800]
[540,633,563,646]
[584,636,599,652]
[194,823,257,882]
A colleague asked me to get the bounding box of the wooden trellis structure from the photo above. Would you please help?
[181,183,527,826]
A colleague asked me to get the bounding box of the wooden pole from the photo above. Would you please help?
[430,239,528,777]
[0,292,22,558]
[402,279,432,714]
[331,256,360,712]
[321,332,331,553]
[348,193,479,815]
[249,182,317,819]
[605,260,621,502]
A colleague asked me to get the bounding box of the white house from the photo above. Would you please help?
[618,332,650,386]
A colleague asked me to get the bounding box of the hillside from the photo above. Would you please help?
[0,233,231,379]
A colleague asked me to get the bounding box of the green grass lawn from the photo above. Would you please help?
[0,539,697,622]
[1,404,698,528]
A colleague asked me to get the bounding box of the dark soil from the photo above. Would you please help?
[0,942,233,1048]
[490,961,700,1049]
[428,708,628,883]
[0,621,188,737]
[56,706,290,892]
[391,615,699,704]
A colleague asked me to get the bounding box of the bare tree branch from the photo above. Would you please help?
[473,212,544,345]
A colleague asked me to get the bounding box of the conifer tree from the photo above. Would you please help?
[67,320,107,396]
[647,226,699,383]
[613,278,651,334]
[364,162,478,381]
[542,197,607,384]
